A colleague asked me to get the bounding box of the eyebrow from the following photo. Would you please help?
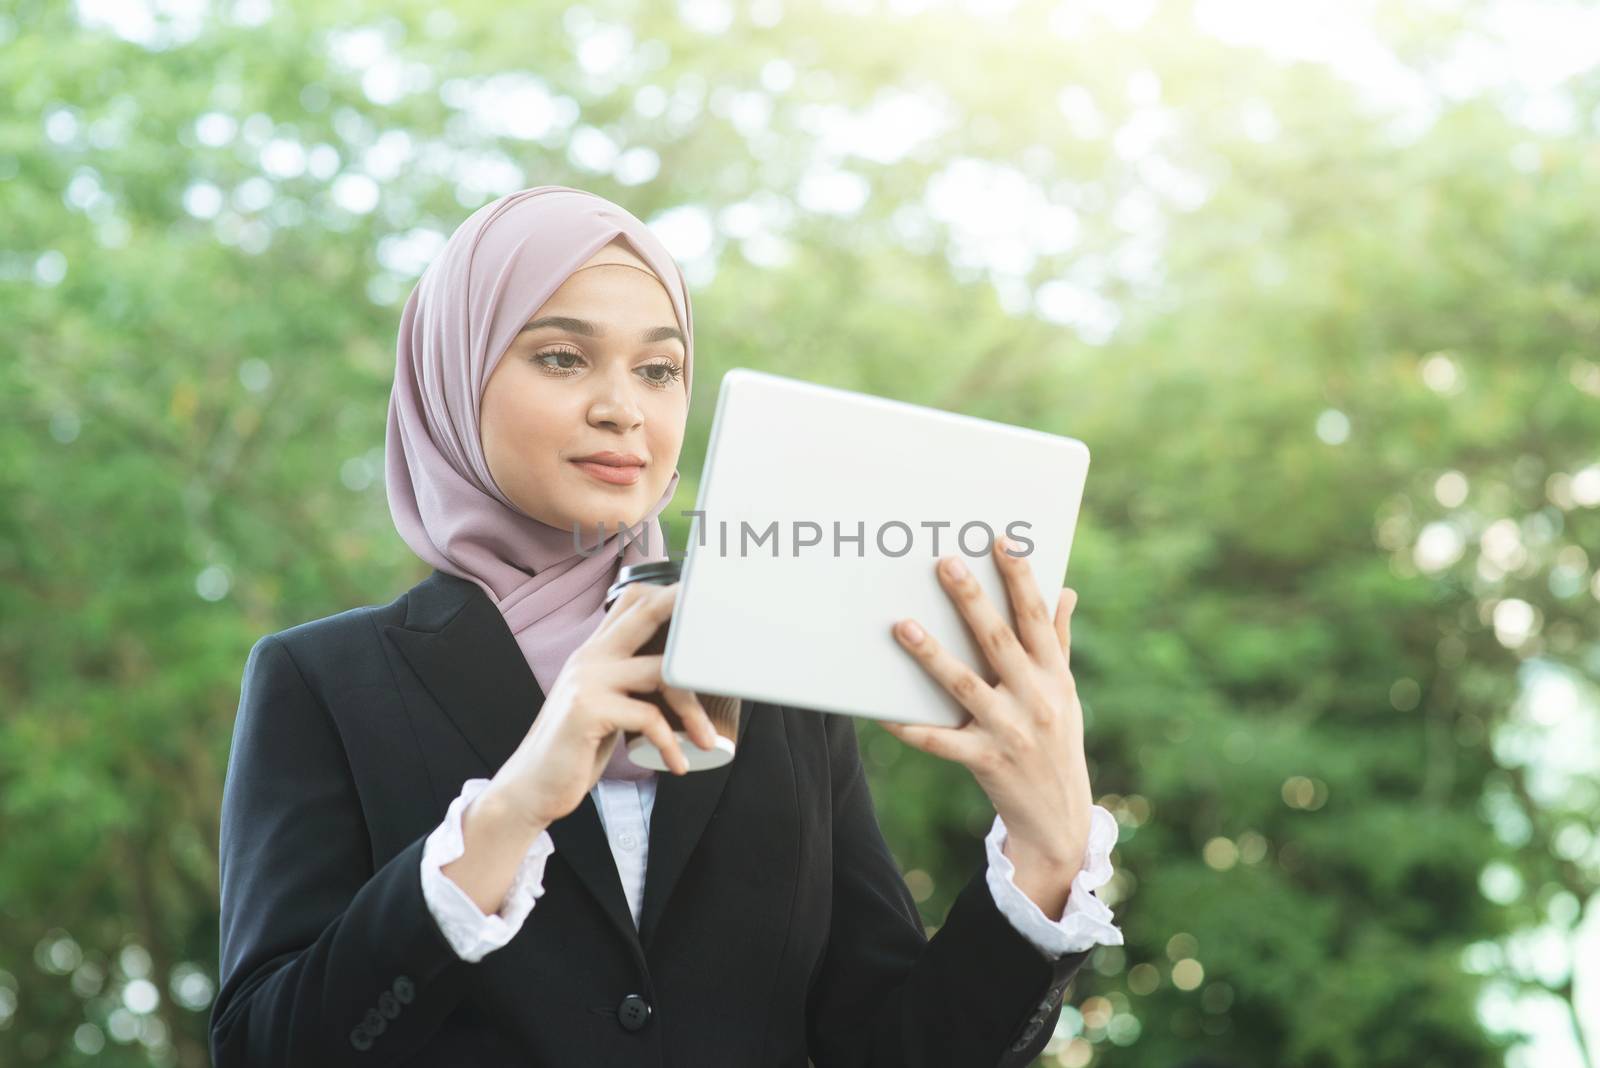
[519,315,684,346]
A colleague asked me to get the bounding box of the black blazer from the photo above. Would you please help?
[210,569,1091,1067]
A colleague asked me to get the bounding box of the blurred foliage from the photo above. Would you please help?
[3,0,1597,1066]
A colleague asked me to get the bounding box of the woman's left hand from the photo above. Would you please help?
[882,535,1094,905]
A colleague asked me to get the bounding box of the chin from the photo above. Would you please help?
[569,500,650,536]
[535,472,650,536]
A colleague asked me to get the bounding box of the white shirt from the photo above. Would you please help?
[421,776,1125,964]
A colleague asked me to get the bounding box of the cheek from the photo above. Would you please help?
[483,383,565,470]
[646,389,688,440]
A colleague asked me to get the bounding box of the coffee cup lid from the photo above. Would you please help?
[604,559,681,609]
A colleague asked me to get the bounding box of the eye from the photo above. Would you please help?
[534,347,586,374]
[532,346,683,388]
[641,361,685,388]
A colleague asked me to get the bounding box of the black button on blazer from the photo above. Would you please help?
[210,568,1090,1067]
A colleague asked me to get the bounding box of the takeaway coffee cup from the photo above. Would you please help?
[603,560,740,772]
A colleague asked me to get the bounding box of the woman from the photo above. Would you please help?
[210,186,1124,1067]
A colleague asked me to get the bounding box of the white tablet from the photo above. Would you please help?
[661,369,1090,729]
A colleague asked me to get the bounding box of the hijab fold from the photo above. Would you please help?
[385,188,694,774]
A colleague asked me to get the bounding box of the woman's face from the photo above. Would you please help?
[480,239,688,537]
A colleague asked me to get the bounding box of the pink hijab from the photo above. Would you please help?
[385,186,692,779]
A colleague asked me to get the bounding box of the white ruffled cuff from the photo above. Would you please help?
[420,777,556,963]
[984,804,1125,958]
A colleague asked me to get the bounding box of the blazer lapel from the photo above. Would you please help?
[384,569,760,961]
[382,570,640,956]
[638,699,753,950]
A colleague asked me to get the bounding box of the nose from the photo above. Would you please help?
[587,364,644,433]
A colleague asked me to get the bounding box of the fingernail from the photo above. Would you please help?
[942,557,967,579]
[899,620,924,643]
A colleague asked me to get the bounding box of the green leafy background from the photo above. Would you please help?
[3,1,1597,1065]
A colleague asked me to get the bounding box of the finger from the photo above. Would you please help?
[608,696,690,774]
[606,653,672,691]
[933,553,1033,691]
[880,719,986,768]
[607,656,718,750]
[604,655,720,748]
[595,583,679,656]
[994,536,1064,668]
[601,693,670,733]
[891,615,1001,721]
[593,578,653,632]
[646,712,691,776]
[1055,587,1078,666]
[660,684,718,750]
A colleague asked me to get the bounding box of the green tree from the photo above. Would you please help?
[3,1,1591,1065]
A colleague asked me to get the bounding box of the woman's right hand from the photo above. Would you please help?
[482,582,722,832]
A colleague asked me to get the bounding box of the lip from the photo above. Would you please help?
[571,451,646,468]
[571,458,644,486]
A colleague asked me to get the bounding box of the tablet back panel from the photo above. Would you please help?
[661,369,1089,728]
